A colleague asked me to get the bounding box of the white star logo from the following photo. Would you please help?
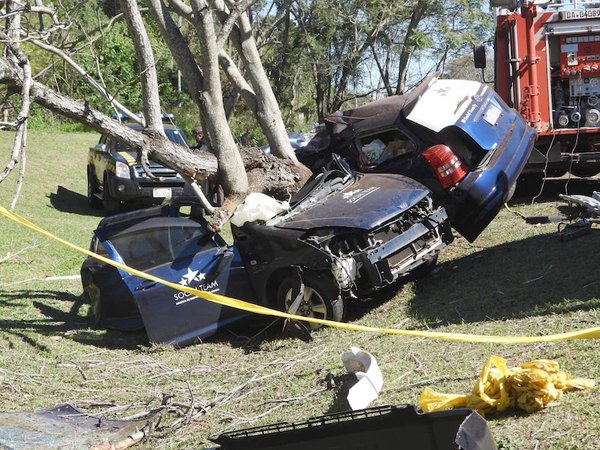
[179,268,199,286]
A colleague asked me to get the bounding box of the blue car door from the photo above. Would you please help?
[104,218,255,346]
[134,246,253,346]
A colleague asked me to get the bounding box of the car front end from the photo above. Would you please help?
[104,151,187,203]
[233,168,452,302]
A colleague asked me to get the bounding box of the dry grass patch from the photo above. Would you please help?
[0,130,598,449]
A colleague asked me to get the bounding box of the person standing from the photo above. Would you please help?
[191,128,207,150]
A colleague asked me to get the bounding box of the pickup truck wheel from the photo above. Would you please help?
[276,271,344,330]
[87,169,102,209]
[102,174,121,214]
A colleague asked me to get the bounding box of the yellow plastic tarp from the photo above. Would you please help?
[419,355,595,415]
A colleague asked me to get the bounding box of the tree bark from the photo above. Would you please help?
[396,0,428,95]
[121,0,164,132]
[212,0,297,163]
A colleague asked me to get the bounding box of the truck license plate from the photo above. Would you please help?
[153,188,172,198]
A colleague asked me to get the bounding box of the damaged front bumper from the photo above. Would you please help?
[358,206,449,288]
[360,206,448,285]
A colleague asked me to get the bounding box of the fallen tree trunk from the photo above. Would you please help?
[0,56,312,229]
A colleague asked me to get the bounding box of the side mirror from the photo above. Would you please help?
[93,143,107,153]
[473,44,487,69]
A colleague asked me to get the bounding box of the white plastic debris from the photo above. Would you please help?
[342,347,384,410]
[360,139,386,165]
[230,193,290,226]
[559,192,600,216]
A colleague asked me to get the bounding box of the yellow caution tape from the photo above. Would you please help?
[418,355,595,414]
[1,206,600,344]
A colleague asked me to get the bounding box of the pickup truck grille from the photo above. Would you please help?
[133,164,185,187]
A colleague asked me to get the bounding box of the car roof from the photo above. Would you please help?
[334,95,408,133]
[322,76,434,138]
[325,78,435,134]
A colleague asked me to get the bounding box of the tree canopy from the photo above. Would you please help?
[0,0,492,226]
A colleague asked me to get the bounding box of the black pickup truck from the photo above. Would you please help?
[87,122,189,213]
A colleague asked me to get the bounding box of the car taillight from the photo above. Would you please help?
[422,144,468,189]
[115,161,131,179]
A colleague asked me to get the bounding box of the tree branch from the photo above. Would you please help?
[121,0,163,132]
[29,38,142,124]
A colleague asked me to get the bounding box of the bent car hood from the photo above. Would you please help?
[277,173,430,231]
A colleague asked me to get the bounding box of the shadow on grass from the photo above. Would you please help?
[0,289,145,350]
[409,229,600,326]
[48,186,103,217]
[1,286,292,351]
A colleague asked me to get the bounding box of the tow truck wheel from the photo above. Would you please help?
[87,168,101,209]
[570,166,600,178]
[102,173,121,214]
[276,271,344,330]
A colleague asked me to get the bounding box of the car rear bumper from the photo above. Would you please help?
[452,119,536,241]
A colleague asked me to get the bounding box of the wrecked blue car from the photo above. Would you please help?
[81,159,451,345]
[296,77,536,241]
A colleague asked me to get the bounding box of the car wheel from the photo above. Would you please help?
[102,173,121,214]
[87,168,102,209]
[276,271,344,330]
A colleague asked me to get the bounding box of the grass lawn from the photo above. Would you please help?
[0,129,598,449]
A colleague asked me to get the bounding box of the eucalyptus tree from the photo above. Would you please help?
[373,0,491,94]
[0,0,309,229]
[262,0,490,120]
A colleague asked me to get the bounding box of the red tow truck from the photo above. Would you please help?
[475,0,600,177]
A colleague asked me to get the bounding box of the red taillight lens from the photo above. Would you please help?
[422,144,468,189]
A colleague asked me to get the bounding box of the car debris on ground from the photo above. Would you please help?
[209,404,497,450]
[0,404,155,450]
[342,347,384,410]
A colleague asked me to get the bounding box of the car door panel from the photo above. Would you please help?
[132,247,254,346]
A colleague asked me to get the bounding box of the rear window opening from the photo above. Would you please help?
[357,131,416,168]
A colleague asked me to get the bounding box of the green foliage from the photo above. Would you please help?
[31,6,190,121]
[255,0,494,119]
[229,110,264,147]
[14,0,494,144]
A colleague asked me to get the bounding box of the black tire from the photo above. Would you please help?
[102,173,121,214]
[87,168,102,209]
[276,271,344,330]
